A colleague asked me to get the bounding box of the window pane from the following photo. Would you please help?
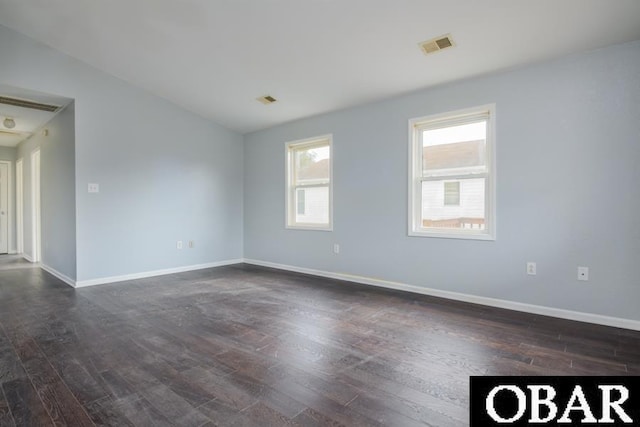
[295,186,329,224]
[295,145,330,184]
[422,178,485,230]
[423,121,486,174]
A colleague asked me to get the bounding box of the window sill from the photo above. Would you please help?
[408,229,495,241]
[286,224,333,232]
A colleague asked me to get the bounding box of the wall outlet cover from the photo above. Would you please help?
[578,266,589,281]
[527,262,536,275]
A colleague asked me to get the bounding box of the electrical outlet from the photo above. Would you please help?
[527,262,536,275]
[189,240,194,248]
[177,240,183,250]
[578,266,589,281]
[333,244,340,254]
[88,183,99,193]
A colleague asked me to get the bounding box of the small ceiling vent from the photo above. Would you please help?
[419,34,455,55]
[0,96,60,112]
[257,95,277,105]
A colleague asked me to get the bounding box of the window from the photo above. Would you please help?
[409,104,495,240]
[286,135,332,230]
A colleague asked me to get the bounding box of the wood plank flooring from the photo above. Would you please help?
[0,258,638,426]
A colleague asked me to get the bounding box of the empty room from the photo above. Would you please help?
[0,1,639,426]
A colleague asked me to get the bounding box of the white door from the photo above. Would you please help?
[0,162,8,254]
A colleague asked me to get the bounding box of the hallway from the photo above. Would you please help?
[0,255,38,271]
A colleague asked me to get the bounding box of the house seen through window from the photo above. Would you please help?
[296,189,306,215]
[443,181,460,206]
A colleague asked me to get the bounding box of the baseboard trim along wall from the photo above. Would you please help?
[243,258,640,331]
[22,253,34,263]
[40,255,640,331]
[74,259,244,288]
[41,263,76,287]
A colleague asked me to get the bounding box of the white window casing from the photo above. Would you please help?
[408,104,496,240]
[286,135,333,231]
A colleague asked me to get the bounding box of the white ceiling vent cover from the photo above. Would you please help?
[419,34,455,55]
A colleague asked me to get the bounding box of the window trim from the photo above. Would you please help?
[408,104,496,240]
[285,134,333,231]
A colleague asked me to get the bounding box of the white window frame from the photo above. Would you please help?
[408,104,496,240]
[285,135,333,231]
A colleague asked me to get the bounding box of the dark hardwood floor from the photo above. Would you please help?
[0,258,638,426]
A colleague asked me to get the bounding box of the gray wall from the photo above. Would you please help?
[17,104,76,279]
[244,40,640,321]
[0,147,16,161]
[0,24,244,281]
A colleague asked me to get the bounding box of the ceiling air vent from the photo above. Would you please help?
[256,95,277,105]
[419,34,455,55]
[0,96,60,112]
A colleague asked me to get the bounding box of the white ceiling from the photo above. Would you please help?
[1,0,639,134]
[0,85,72,147]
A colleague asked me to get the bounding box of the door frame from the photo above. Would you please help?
[16,158,23,254]
[0,160,13,255]
[30,150,40,263]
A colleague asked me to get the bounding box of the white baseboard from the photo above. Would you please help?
[74,258,244,288]
[242,258,640,331]
[40,263,76,287]
[22,253,34,263]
